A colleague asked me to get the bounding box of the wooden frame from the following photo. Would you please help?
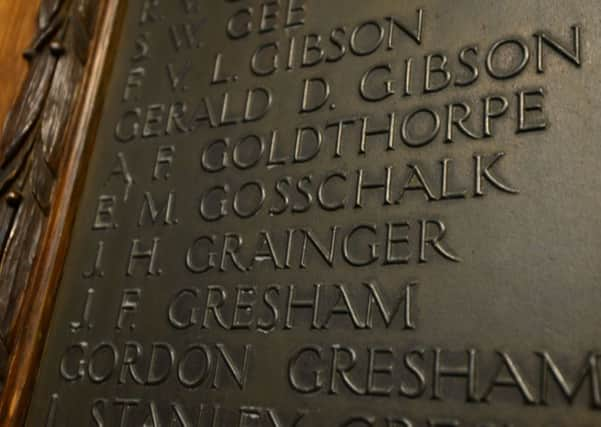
[0,0,123,424]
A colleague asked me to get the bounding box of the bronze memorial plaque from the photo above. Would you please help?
[25,0,601,425]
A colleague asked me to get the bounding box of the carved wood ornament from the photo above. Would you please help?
[0,0,99,384]
[0,0,122,423]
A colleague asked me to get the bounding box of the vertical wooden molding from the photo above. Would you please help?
[0,0,123,424]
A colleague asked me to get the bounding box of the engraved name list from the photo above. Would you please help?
[26,1,601,427]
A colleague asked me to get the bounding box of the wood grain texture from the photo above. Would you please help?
[0,1,41,129]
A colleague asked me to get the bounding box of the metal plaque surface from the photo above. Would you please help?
[26,1,601,425]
